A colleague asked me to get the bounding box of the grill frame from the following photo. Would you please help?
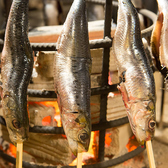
[0,0,157,167]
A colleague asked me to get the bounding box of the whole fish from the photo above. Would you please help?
[53,0,91,155]
[113,0,156,145]
[1,0,34,144]
[151,0,168,79]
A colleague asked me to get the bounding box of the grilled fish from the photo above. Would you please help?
[150,0,168,78]
[113,0,156,145]
[54,0,91,156]
[1,0,34,144]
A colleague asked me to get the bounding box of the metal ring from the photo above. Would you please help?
[0,145,145,168]
[27,84,118,98]
[0,116,129,134]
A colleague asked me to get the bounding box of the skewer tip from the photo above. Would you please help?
[16,142,23,168]
[77,152,83,168]
[146,140,156,168]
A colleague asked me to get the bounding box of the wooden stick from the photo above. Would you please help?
[146,140,156,168]
[77,152,82,168]
[16,142,23,168]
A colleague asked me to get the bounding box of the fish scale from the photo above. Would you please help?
[1,0,34,144]
[113,0,156,145]
[54,0,91,156]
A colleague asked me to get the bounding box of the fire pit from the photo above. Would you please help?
[0,0,157,167]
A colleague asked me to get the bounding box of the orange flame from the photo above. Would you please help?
[42,116,51,126]
[7,144,16,158]
[105,133,112,147]
[108,72,112,85]
[28,101,62,127]
[28,101,60,112]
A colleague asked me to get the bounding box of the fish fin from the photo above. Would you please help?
[117,82,129,108]
[119,70,126,83]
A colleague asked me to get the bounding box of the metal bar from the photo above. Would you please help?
[27,84,118,98]
[61,0,106,5]
[139,9,157,38]
[86,0,106,4]
[30,37,112,51]
[98,0,113,162]
[0,146,145,168]
[0,115,128,134]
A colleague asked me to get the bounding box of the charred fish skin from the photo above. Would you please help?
[54,0,91,156]
[113,0,156,145]
[1,0,34,144]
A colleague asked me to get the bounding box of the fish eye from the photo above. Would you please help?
[4,95,9,98]
[78,133,89,143]
[3,92,11,99]
[148,120,156,130]
[12,119,21,129]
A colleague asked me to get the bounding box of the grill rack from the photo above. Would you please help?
[0,0,157,167]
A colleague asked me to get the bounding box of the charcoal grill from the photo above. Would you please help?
[0,0,157,167]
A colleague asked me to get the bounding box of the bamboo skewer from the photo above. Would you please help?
[77,152,83,168]
[16,142,23,168]
[146,140,156,168]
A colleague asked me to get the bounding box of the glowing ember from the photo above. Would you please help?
[28,101,62,127]
[105,133,112,147]
[42,116,51,126]
[7,144,16,158]
[126,135,139,152]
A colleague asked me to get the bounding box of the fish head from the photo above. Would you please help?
[2,91,29,145]
[128,99,156,145]
[61,112,91,156]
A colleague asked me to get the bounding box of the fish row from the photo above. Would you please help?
[2,0,167,157]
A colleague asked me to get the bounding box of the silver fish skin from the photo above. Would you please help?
[113,0,156,145]
[1,0,34,144]
[54,0,91,156]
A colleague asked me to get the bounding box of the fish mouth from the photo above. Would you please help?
[10,134,28,145]
[8,127,28,145]
[68,138,89,156]
[137,133,152,146]
[73,143,88,156]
